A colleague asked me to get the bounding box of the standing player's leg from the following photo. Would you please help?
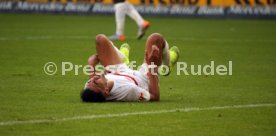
[124,2,150,40]
[95,34,124,66]
[109,3,126,41]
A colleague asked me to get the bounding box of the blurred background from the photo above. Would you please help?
[0,0,275,18]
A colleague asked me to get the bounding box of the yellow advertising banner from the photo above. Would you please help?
[24,0,276,6]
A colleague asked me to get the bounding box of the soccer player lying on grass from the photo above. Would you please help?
[81,33,179,102]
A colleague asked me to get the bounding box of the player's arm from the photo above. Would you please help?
[147,45,161,101]
[147,70,160,101]
[88,54,100,77]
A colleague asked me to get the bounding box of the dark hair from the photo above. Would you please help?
[81,88,106,102]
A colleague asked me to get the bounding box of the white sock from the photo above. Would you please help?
[114,3,126,35]
[162,41,170,66]
[125,2,144,27]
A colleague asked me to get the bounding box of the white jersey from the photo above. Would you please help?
[105,73,150,101]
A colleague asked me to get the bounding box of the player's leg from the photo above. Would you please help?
[125,2,150,40]
[142,33,168,101]
[160,45,180,76]
[125,2,144,26]
[162,41,170,67]
[95,34,124,66]
[115,3,126,38]
[109,3,126,41]
[144,33,166,66]
[143,33,180,75]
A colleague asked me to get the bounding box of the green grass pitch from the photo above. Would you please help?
[0,13,275,135]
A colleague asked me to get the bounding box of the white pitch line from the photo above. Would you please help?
[0,103,275,126]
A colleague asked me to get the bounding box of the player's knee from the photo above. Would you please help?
[148,33,164,41]
[95,34,106,41]
[95,34,111,50]
[147,33,165,44]
[147,33,165,49]
[95,34,107,44]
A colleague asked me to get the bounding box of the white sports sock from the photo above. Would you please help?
[162,41,170,66]
[125,2,144,26]
[114,3,127,35]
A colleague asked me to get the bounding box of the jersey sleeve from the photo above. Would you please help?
[125,85,150,101]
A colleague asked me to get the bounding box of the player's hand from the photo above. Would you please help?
[88,54,99,66]
[88,54,100,78]
[89,74,109,96]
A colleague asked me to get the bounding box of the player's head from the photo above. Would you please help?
[81,88,106,102]
[81,74,108,102]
